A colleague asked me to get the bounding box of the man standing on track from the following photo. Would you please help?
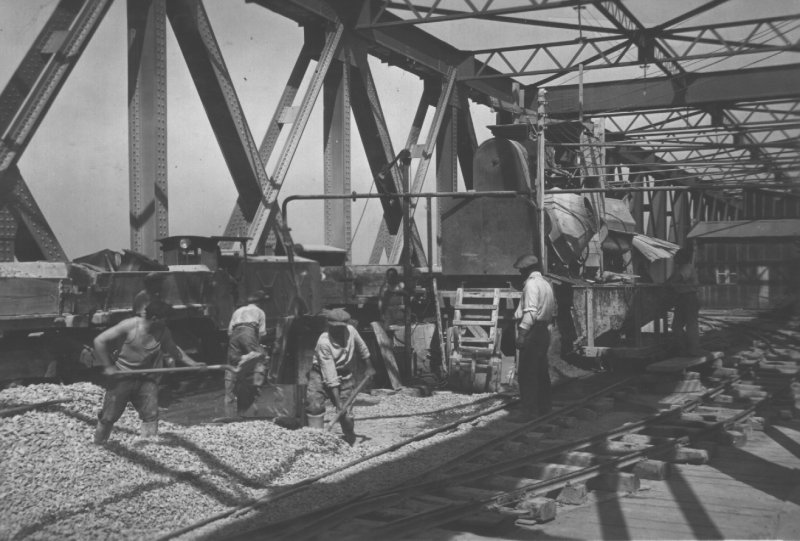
[513,254,556,420]
[93,300,204,444]
[225,289,270,418]
[667,247,702,356]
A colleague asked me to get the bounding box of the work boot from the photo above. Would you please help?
[135,421,159,444]
[340,415,356,446]
[93,421,112,445]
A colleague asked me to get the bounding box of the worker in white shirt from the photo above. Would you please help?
[225,289,269,417]
[513,254,556,420]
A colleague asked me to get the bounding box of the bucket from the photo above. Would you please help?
[306,412,324,429]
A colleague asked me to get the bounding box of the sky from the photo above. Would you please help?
[0,1,792,263]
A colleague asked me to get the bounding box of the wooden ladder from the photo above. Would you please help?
[452,288,501,356]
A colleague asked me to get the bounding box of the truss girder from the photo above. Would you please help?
[166,0,269,222]
[543,63,800,116]
[253,0,522,113]
[388,69,456,264]
[0,0,112,261]
[349,43,404,234]
[222,43,314,247]
[0,167,68,261]
[361,0,604,28]
[243,24,344,254]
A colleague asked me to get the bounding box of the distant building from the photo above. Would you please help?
[688,219,800,310]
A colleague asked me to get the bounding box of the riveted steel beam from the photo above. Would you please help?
[252,0,520,113]
[222,42,314,247]
[243,23,345,254]
[167,0,268,222]
[388,69,457,265]
[0,167,67,261]
[541,64,800,116]
[323,57,351,253]
[0,0,111,261]
[128,0,168,260]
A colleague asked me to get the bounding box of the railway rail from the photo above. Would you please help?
[219,357,796,541]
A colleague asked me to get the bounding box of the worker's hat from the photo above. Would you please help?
[246,289,270,303]
[320,308,351,325]
[513,254,539,270]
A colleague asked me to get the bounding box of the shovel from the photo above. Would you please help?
[111,351,266,377]
[326,374,372,432]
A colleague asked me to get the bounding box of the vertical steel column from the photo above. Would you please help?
[435,86,458,269]
[128,0,167,259]
[537,89,547,271]
[0,207,16,261]
[456,92,477,190]
[323,56,351,253]
[630,173,645,233]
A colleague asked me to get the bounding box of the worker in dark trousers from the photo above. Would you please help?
[512,254,556,421]
[667,248,702,356]
[93,300,204,444]
[305,308,375,445]
[225,290,270,418]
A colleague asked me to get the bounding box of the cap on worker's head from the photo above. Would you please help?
[145,300,172,320]
[143,272,165,286]
[246,289,270,304]
[513,254,539,270]
[321,307,351,325]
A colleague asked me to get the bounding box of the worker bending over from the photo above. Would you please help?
[226,289,270,418]
[513,254,556,420]
[305,308,375,445]
[93,300,204,444]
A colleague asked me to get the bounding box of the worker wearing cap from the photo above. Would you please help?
[513,254,556,419]
[225,290,270,417]
[666,248,702,356]
[305,308,376,445]
[93,300,204,444]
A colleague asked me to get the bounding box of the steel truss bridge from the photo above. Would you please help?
[0,0,798,264]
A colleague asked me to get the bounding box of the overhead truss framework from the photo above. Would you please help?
[348,0,800,193]
[0,0,798,263]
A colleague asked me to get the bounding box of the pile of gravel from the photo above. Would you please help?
[0,382,507,540]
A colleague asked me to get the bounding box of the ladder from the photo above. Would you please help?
[452,288,501,356]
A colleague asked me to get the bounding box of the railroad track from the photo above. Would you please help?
[225,361,796,541]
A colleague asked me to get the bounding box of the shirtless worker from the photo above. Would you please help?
[93,300,204,444]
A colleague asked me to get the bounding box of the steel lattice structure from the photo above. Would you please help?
[0,0,797,263]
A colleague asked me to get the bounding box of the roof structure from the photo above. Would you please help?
[687,218,800,239]
[278,0,800,190]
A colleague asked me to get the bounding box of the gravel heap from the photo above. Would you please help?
[0,382,508,540]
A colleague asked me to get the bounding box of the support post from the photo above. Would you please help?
[537,89,548,271]
[402,155,413,379]
[128,0,168,260]
[323,58,351,253]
